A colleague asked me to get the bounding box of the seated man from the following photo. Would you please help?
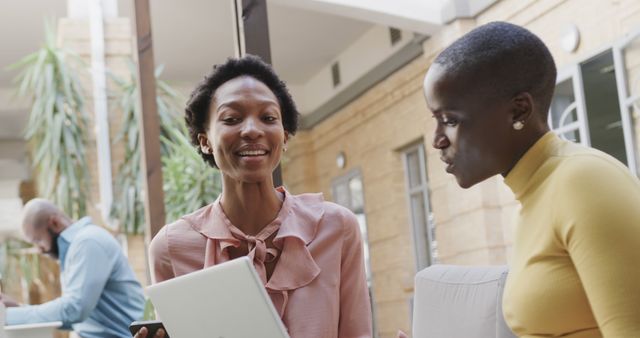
[3,198,145,338]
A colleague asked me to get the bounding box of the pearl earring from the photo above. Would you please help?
[513,121,525,130]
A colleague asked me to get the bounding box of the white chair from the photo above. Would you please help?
[412,265,517,338]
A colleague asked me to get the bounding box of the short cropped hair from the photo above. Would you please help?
[185,55,299,167]
[434,21,557,116]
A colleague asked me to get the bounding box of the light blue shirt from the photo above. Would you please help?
[7,218,145,338]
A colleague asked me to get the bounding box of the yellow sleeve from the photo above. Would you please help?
[555,156,640,337]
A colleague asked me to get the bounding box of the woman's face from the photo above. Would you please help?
[198,76,288,184]
[423,64,519,188]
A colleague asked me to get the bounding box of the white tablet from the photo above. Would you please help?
[146,256,290,338]
[4,321,62,338]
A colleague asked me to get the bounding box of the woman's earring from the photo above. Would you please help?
[283,146,288,153]
[513,121,525,130]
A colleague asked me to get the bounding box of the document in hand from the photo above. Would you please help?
[146,256,290,338]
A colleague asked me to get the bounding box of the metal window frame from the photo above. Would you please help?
[551,27,640,175]
[331,168,364,212]
[613,28,640,176]
[330,169,372,280]
[330,168,378,338]
[401,142,434,272]
[551,64,591,146]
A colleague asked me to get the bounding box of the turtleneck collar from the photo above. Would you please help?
[504,132,560,200]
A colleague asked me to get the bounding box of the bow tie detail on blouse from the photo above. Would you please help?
[226,222,281,284]
[194,188,324,317]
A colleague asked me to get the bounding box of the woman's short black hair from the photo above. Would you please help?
[434,21,557,118]
[185,54,300,167]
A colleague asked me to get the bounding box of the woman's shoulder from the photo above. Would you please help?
[555,142,630,176]
[285,191,358,234]
[297,194,359,235]
[320,200,357,220]
[551,146,638,193]
[150,205,214,251]
[288,191,355,218]
[166,203,217,231]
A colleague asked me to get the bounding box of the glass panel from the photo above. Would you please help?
[428,213,438,263]
[334,182,350,209]
[355,213,372,282]
[550,78,578,130]
[332,172,376,336]
[406,150,422,189]
[410,192,430,268]
[582,50,628,164]
[349,177,364,213]
[410,193,427,229]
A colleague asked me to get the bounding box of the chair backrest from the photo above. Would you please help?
[412,265,517,338]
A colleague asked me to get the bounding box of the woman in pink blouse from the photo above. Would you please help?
[137,55,372,338]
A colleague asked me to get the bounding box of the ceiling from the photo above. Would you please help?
[0,0,372,89]
[0,0,373,143]
[0,0,493,139]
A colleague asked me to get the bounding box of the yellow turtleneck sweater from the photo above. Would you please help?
[502,132,640,338]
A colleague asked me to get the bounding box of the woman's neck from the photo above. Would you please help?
[502,125,550,177]
[219,176,284,236]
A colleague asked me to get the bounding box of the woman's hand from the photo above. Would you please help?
[133,326,166,338]
[397,329,409,338]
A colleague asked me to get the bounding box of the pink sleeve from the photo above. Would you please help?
[339,211,373,338]
[149,225,175,283]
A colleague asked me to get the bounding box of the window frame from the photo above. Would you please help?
[401,142,436,272]
[551,29,640,175]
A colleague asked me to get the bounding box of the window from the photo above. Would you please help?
[402,143,437,271]
[332,170,378,336]
[550,32,640,175]
[332,170,371,281]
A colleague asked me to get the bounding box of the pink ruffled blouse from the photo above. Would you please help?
[149,187,373,338]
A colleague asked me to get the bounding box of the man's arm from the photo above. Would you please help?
[6,238,115,327]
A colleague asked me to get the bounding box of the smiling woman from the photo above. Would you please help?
[197,76,288,186]
[134,55,373,338]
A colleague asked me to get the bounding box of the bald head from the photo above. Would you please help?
[21,199,73,258]
[21,199,72,256]
[22,198,63,232]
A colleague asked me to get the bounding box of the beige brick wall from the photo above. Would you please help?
[283,0,640,336]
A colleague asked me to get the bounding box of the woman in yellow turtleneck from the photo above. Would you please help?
[423,22,640,337]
